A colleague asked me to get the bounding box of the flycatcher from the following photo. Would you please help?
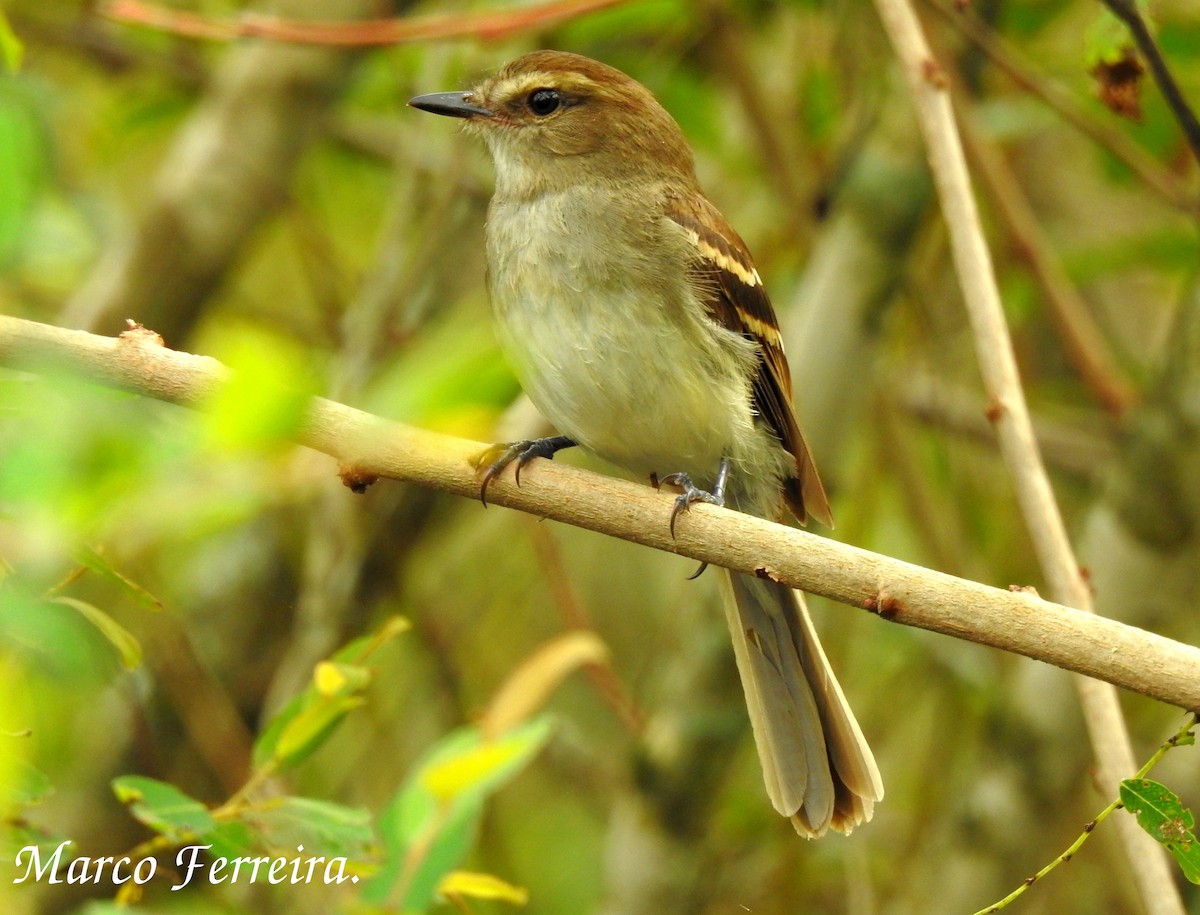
[410,50,882,836]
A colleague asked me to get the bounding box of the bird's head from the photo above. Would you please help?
[409,51,696,196]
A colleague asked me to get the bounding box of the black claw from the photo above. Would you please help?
[478,445,519,507]
[476,435,576,506]
[660,471,723,538]
[670,496,686,538]
[686,561,709,580]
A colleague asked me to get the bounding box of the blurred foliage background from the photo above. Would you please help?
[1,0,1199,913]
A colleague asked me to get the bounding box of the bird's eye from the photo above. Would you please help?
[527,88,561,117]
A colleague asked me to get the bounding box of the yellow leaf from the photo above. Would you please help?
[314,661,370,697]
[273,695,365,765]
[421,740,524,804]
[315,662,347,695]
[482,631,608,737]
[437,870,529,906]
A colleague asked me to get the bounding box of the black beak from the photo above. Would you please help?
[408,91,494,119]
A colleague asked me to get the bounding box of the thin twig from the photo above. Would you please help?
[869,0,1185,911]
[103,0,631,45]
[1100,0,1200,166]
[920,0,1200,217]
[972,714,1198,914]
[2,315,1200,713]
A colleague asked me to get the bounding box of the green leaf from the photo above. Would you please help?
[252,619,407,771]
[1120,779,1200,883]
[70,545,163,612]
[421,718,552,804]
[332,616,410,664]
[252,691,305,770]
[48,598,142,670]
[363,765,480,910]
[249,796,376,859]
[203,819,256,862]
[266,693,365,771]
[112,776,216,842]
[0,591,111,683]
[362,717,554,908]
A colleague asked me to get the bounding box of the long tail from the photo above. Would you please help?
[719,570,883,836]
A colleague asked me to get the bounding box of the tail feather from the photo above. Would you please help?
[720,570,882,837]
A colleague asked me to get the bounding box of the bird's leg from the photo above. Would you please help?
[476,435,577,506]
[661,456,731,539]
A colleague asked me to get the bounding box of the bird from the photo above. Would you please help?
[409,50,882,836]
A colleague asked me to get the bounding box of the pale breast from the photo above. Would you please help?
[484,187,769,486]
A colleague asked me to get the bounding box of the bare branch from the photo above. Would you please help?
[2,314,1199,716]
[870,0,1184,908]
[104,0,631,45]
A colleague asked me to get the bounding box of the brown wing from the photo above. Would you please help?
[666,194,832,527]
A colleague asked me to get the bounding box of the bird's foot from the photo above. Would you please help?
[658,459,733,578]
[476,435,576,505]
[659,467,727,540]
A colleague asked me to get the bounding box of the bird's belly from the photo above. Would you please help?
[493,283,753,483]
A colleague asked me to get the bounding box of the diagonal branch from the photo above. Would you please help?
[2,314,1199,713]
[1100,0,1200,166]
[870,0,1184,910]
